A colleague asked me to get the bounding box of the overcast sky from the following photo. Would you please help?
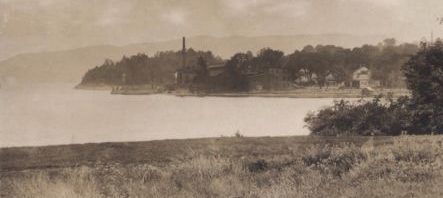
[1,0,443,59]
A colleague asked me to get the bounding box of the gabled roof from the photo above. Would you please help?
[353,66,369,75]
[326,73,336,81]
[353,66,370,80]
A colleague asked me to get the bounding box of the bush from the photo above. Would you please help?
[247,159,268,173]
[305,96,410,136]
[302,143,366,176]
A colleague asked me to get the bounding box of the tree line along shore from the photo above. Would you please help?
[77,38,417,96]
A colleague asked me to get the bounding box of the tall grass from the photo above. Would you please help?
[6,167,102,198]
[2,136,442,198]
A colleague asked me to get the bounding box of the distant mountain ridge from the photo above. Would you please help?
[0,34,386,85]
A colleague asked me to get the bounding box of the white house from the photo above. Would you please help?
[352,66,371,88]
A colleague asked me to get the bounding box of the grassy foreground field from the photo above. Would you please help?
[1,135,442,197]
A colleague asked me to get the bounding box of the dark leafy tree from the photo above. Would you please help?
[253,48,284,72]
[195,56,208,79]
[402,41,443,134]
[192,56,210,91]
[221,53,249,91]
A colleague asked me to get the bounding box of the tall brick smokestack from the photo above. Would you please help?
[182,37,186,68]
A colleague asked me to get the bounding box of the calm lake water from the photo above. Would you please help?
[0,85,336,147]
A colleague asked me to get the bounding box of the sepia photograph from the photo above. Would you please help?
[1,0,443,197]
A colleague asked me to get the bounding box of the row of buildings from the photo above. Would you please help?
[176,64,379,91]
[175,38,380,91]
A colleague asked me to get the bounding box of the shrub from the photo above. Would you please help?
[247,159,268,173]
[305,96,411,136]
[302,143,366,176]
[234,130,244,138]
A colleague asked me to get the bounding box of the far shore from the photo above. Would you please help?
[74,84,113,91]
[75,84,410,98]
